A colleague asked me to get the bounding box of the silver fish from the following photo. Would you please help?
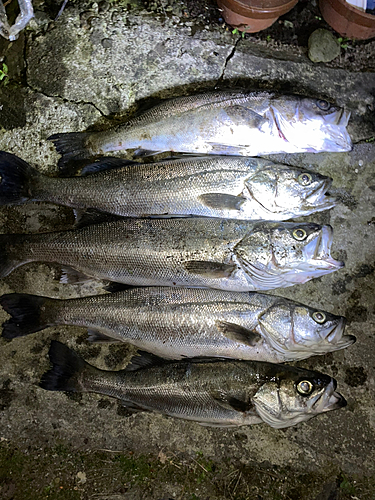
[0,152,335,220]
[0,288,354,362]
[48,91,352,169]
[0,219,344,292]
[40,340,347,429]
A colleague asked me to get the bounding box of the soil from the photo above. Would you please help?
[142,0,375,72]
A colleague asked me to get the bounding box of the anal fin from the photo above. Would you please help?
[87,329,123,344]
[59,267,95,285]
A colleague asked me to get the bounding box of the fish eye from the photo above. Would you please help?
[312,311,326,324]
[317,100,331,111]
[298,173,312,186]
[297,380,314,396]
[292,228,307,241]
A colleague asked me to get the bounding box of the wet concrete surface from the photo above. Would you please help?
[0,1,374,499]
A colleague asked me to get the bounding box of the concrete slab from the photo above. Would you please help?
[0,1,374,498]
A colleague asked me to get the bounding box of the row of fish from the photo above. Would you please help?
[0,91,353,429]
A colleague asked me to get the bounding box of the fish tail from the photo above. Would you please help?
[40,340,89,393]
[0,151,41,205]
[0,233,28,279]
[1,293,51,339]
[48,132,93,171]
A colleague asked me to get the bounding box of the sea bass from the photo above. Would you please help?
[48,91,352,169]
[0,152,335,221]
[0,219,344,292]
[40,340,347,428]
[0,288,354,362]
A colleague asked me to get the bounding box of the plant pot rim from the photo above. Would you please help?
[325,0,375,26]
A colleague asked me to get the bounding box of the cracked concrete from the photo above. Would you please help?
[0,0,374,499]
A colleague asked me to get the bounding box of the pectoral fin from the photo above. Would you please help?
[215,320,261,347]
[183,261,237,279]
[198,193,246,211]
[213,392,254,413]
[223,105,267,129]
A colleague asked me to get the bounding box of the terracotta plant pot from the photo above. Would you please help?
[216,0,299,33]
[319,0,375,40]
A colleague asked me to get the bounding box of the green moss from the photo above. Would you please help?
[1,442,375,500]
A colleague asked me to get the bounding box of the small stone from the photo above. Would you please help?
[101,38,113,49]
[76,471,87,484]
[308,29,340,63]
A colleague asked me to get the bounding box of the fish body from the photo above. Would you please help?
[0,288,354,362]
[0,218,344,292]
[40,341,347,428]
[0,152,335,220]
[48,91,352,168]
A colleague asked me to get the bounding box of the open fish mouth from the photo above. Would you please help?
[324,108,351,127]
[309,379,347,413]
[304,225,344,270]
[323,317,356,349]
[306,178,336,210]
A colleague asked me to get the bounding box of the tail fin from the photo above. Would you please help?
[1,293,50,339]
[48,132,93,171]
[0,151,40,205]
[39,340,87,392]
[0,233,28,279]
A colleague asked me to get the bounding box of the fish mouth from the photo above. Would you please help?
[309,379,347,413]
[324,108,351,127]
[304,225,344,270]
[305,178,336,210]
[324,317,356,349]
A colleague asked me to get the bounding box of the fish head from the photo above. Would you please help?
[234,223,344,289]
[245,165,335,217]
[252,366,346,428]
[258,302,355,361]
[269,95,352,153]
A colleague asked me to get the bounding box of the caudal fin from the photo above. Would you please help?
[48,132,92,171]
[1,293,50,339]
[0,151,40,205]
[39,340,87,392]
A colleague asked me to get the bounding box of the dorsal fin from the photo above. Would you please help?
[80,157,139,176]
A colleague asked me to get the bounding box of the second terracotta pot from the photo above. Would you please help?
[319,0,375,40]
[217,0,299,33]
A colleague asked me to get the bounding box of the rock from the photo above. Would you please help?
[308,28,340,63]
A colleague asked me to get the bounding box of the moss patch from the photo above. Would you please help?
[1,442,374,500]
